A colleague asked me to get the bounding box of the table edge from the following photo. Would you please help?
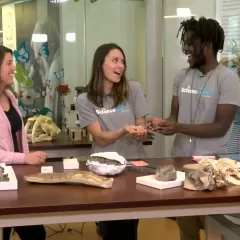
[1,195,240,216]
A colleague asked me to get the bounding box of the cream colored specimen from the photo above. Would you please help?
[24,115,61,143]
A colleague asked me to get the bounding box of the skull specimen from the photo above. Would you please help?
[183,163,227,191]
[24,115,61,143]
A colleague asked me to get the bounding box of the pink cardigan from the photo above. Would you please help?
[0,89,29,164]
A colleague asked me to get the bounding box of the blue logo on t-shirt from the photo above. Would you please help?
[198,88,214,98]
[115,104,129,112]
[181,85,214,98]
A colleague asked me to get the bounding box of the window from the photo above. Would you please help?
[1,0,146,128]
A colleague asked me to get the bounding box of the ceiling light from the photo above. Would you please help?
[164,8,196,19]
[66,33,76,43]
[32,34,48,43]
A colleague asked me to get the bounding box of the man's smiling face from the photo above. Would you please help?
[182,31,206,69]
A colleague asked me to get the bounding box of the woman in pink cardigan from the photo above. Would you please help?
[0,45,46,239]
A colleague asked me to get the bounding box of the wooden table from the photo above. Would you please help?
[0,158,239,240]
[28,132,153,159]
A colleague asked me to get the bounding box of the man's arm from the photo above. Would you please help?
[176,104,237,138]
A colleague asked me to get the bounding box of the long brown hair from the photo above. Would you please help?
[86,43,129,107]
[0,46,16,97]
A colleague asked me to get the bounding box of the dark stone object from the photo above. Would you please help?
[87,156,124,166]
[155,165,177,181]
[0,166,9,182]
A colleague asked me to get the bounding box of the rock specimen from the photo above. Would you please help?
[0,166,9,182]
[87,156,123,166]
[86,152,127,176]
[24,115,61,143]
[24,171,114,189]
[155,164,177,181]
[146,119,165,133]
[146,122,158,132]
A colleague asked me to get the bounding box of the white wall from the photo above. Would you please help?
[59,0,146,127]
[163,0,216,156]
[59,0,86,126]
[2,3,16,50]
[145,0,164,158]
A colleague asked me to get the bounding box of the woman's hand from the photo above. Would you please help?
[24,151,47,165]
[124,125,147,140]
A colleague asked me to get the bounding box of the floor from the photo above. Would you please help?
[11,218,205,240]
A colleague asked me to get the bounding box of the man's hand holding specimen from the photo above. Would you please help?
[147,118,178,136]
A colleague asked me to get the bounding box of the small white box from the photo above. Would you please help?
[41,166,53,173]
[88,133,93,142]
[0,166,18,190]
[63,158,79,170]
[136,171,185,190]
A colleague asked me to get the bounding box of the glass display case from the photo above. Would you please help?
[0,0,146,129]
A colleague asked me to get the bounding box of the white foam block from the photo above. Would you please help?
[136,171,185,190]
[63,158,79,170]
[0,166,18,190]
[41,166,53,173]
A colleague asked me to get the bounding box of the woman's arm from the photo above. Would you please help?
[2,90,46,164]
[76,94,128,146]
[87,121,127,147]
[0,150,25,164]
[87,121,147,147]
[129,81,149,129]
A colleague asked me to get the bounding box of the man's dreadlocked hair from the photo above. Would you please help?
[176,16,225,57]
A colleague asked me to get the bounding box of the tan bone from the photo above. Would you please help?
[24,115,61,143]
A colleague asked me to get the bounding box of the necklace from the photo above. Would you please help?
[189,69,215,143]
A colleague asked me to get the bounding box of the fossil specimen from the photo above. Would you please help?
[199,158,240,186]
[86,152,127,176]
[183,164,222,191]
[24,171,114,188]
[182,157,240,191]
[0,166,9,182]
[155,165,177,181]
[146,122,158,132]
[25,115,61,143]
[146,119,166,133]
